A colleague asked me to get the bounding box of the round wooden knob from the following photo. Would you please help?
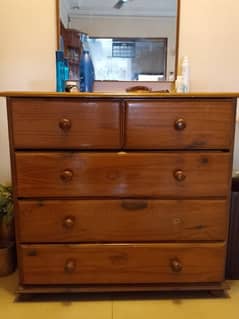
[174,118,186,131]
[63,216,75,229]
[170,259,183,272]
[173,169,186,182]
[60,170,73,182]
[64,259,76,273]
[59,118,72,131]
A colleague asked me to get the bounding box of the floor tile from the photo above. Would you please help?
[1,272,239,319]
[112,282,239,319]
[0,272,113,319]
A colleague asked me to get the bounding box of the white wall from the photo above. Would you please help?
[179,0,239,92]
[71,16,177,79]
[179,0,239,168]
[0,98,10,183]
[0,0,239,184]
[0,0,57,184]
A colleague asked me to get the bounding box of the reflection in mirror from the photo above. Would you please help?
[88,37,167,81]
[58,0,179,82]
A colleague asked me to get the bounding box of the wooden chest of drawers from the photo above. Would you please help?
[6,93,236,294]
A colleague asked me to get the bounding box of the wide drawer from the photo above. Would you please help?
[18,199,228,242]
[125,99,235,149]
[15,152,231,198]
[20,243,225,285]
[9,98,121,149]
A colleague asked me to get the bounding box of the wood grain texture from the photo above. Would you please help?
[2,91,239,98]
[20,243,226,285]
[6,95,236,293]
[10,98,121,149]
[15,152,231,198]
[125,99,234,149]
[18,199,228,242]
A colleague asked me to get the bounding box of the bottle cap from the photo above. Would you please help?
[65,80,80,92]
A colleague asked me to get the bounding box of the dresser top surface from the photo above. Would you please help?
[1,91,239,99]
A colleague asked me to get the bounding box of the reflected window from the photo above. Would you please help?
[88,37,167,81]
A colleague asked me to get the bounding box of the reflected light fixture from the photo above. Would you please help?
[113,0,129,9]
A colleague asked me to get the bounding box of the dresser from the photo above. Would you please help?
[5,92,236,294]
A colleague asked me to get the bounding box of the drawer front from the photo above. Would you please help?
[10,98,121,149]
[20,243,225,284]
[18,199,228,242]
[126,99,235,149]
[15,152,231,198]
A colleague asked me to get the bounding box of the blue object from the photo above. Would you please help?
[79,35,95,92]
[80,52,95,92]
[56,50,65,92]
[64,58,69,84]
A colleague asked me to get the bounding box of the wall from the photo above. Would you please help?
[0,98,10,183]
[0,0,57,183]
[178,0,239,169]
[179,0,239,92]
[71,16,177,80]
[0,0,239,184]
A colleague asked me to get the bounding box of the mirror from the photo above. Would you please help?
[57,0,180,82]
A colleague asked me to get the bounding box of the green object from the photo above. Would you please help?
[0,184,13,225]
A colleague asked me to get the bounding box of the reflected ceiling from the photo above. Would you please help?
[61,0,177,17]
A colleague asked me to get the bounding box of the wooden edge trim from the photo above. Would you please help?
[16,282,230,294]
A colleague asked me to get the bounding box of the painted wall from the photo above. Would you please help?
[179,0,239,92]
[178,0,239,169]
[71,16,177,80]
[0,0,239,184]
[0,0,56,183]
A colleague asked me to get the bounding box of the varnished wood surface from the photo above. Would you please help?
[15,152,231,198]
[20,243,225,285]
[2,91,239,98]
[126,99,234,149]
[18,199,228,242]
[6,95,236,293]
[10,98,121,149]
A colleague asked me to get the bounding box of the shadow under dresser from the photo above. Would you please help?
[4,92,237,294]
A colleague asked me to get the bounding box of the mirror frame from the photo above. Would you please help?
[56,0,181,83]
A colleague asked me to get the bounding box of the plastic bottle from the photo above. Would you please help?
[80,34,95,92]
[56,50,65,92]
[181,56,190,93]
[169,72,174,81]
[175,75,183,93]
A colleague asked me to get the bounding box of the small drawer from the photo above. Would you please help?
[18,199,228,242]
[20,243,225,285]
[15,152,231,198]
[125,99,235,149]
[9,98,121,149]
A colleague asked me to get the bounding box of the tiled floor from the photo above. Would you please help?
[1,272,239,319]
